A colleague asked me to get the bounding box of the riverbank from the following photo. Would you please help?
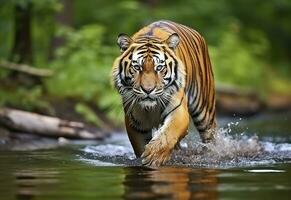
[1,103,291,152]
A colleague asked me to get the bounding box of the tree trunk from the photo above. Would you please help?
[49,0,74,60]
[140,0,159,8]
[10,2,33,64]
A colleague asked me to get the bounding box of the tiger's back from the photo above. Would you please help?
[133,20,216,139]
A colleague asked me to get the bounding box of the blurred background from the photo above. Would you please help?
[0,0,291,129]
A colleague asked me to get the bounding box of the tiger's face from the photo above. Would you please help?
[112,33,185,111]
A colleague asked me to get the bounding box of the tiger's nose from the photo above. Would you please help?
[141,86,155,94]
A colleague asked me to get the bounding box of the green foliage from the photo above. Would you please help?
[32,0,62,67]
[75,103,103,127]
[0,86,49,111]
[46,24,123,122]
[0,1,13,59]
[46,25,105,98]
[228,0,291,61]
[0,0,291,125]
[209,24,269,91]
[74,0,152,44]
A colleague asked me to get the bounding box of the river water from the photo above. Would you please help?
[0,111,291,199]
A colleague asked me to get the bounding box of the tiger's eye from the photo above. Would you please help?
[156,65,164,71]
[133,65,141,71]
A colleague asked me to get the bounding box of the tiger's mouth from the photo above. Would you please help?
[142,96,155,101]
[139,96,158,109]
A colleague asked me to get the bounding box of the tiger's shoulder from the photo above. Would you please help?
[132,20,205,43]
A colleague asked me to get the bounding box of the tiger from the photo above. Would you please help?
[112,20,216,167]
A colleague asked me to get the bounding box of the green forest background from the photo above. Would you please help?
[0,0,291,127]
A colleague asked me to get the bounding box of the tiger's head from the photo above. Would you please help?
[112,33,186,112]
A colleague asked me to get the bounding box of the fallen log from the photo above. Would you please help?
[0,59,53,77]
[0,108,104,139]
[215,84,263,115]
[216,83,258,97]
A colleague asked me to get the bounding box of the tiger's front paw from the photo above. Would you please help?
[141,135,175,167]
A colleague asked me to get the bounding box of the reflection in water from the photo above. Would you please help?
[0,148,290,200]
[123,167,218,200]
[14,169,59,200]
[12,166,126,200]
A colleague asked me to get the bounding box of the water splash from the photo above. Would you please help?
[171,126,263,167]
[79,121,291,168]
[83,144,136,160]
[246,169,285,173]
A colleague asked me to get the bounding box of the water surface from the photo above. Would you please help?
[1,112,291,200]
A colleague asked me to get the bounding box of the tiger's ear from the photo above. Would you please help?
[166,33,180,49]
[117,33,132,52]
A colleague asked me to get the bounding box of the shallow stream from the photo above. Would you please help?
[1,111,291,199]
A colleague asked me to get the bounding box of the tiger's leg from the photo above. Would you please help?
[125,116,152,157]
[191,108,217,143]
[141,94,189,167]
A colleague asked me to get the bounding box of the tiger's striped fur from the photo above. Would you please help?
[112,20,216,166]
